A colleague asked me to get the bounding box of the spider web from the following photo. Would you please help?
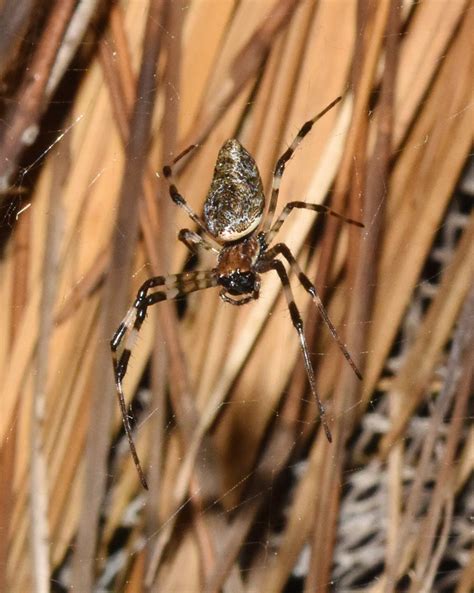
[83,169,472,593]
[0,2,472,593]
[84,109,472,593]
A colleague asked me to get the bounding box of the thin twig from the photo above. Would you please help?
[71,1,165,588]
[306,1,397,590]
[0,0,77,190]
[46,0,100,97]
[30,149,68,593]
[178,0,302,151]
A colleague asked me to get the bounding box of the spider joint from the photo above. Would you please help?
[110,326,125,351]
[170,187,184,205]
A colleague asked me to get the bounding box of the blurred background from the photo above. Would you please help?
[0,1,472,592]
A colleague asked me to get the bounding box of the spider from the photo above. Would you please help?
[111,96,364,489]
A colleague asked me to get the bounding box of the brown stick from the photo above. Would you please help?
[305,1,399,590]
[70,1,166,589]
[0,0,77,189]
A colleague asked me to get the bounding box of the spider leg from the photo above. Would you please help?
[259,258,332,442]
[178,228,219,255]
[163,148,220,248]
[261,96,342,234]
[264,242,362,380]
[111,270,218,489]
[265,200,363,245]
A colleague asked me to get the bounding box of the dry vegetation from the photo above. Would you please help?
[0,1,472,592]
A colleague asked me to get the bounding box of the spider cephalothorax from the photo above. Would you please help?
[216,234,261,302]
[111,96,364,489]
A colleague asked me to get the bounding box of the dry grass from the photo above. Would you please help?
[0,1,472,592]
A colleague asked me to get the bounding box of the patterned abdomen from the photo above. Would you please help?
[204,139,264,241]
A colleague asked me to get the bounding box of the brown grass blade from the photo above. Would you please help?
[0,1,471,591]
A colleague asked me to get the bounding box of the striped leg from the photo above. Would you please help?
[265,200,363,245]
[178,228,219,255]
[260,259,332,442]
[261,96,342,234]
[264,243,362,380]
[163,146,220,248]
[110,270,218,489]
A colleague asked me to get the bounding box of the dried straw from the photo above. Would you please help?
[0,1,472,592]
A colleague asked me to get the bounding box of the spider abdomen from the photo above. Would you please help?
[204,139,264,241]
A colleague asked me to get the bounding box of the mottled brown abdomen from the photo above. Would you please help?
[204,139,264,241]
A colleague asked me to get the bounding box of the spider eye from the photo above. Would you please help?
[219,271,256,295]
